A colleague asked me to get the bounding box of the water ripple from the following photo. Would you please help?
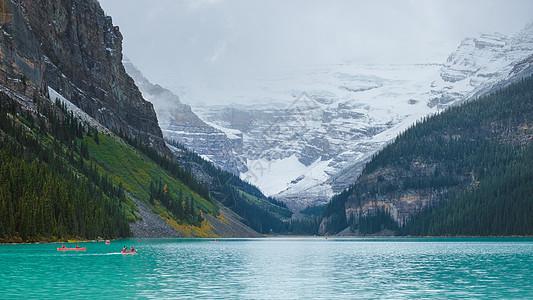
[1,238,532,298]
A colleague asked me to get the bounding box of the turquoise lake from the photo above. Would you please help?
[1,238,532,299]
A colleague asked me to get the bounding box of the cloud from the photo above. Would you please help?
[98,0,533,104]
[206,39,228,64]
[185,0,224,10]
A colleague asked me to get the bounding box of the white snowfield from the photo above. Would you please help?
[241,155,333,198]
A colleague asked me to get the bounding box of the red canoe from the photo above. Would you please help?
[121,250,137,254]
[57,247,86,251]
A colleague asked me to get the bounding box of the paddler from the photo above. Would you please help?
[75,244,79,248]
[123,246,126,251]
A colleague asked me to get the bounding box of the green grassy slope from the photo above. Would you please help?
[88,133,217,215]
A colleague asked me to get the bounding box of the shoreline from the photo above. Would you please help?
[3,235,533,244]
[0,238,118,245]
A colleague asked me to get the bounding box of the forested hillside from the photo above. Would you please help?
[0,88,228,241]
[321,75,533,236]
[0,85,317,241]
[0,92,131,242]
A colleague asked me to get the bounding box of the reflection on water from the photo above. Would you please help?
[1,238,532,299]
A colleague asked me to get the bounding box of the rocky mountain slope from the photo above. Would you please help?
[431,23,533,106]
[0,0,165,152]
[123,60,243,174]
[178,23,533,211]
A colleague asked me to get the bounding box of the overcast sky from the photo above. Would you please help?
[99,0,533,104]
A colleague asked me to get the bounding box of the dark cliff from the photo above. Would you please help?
[0,0,166,152]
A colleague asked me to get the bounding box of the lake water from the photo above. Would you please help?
[1,238,532,299]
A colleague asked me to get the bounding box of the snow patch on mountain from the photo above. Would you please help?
[193,63,439,209]
[48,87,112,135]
[241,155,333,199]
[202,120,243,140]
[429,23,533,108]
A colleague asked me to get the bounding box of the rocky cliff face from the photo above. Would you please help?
[123,60,243,173]
[0,0,165,152]
[0,0,45,95]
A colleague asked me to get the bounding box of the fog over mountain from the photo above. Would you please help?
[99,0,533,106]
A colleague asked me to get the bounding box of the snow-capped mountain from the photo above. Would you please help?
[430,22,533,107]
[142,23,533,212]
[193,64,439,210]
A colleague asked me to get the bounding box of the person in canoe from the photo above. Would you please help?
[62,244,66,248]
[130,246,135,252]
[75,244,79,248]
[123,246,126,251]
